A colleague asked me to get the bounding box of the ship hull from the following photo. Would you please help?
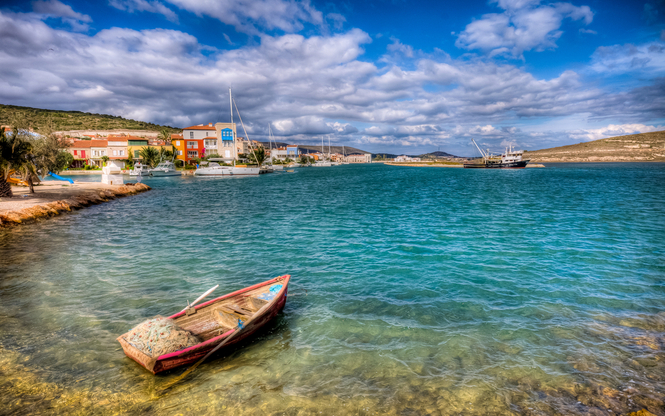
[463,160,530,169]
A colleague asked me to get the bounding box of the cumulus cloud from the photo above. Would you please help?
[0,9,662,155]
[456,0,593,58]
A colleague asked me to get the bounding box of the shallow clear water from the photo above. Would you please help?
[1,163,664,415]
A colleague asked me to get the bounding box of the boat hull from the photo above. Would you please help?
[118,275,290,374]
[194,167,271,176]
[463,160,530,169]
[149,171,182,177]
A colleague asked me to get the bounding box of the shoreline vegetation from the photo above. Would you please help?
[0,181,151,228]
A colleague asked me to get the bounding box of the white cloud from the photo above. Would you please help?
[109,0,179,23]
[0,9,662,156]
[74,85,113,99]
[590,41,665,74]
[32,0,92,31]
[165,0,323,34]
[456,1,593,58]
[387,37,414,58]
[567,123,664,142]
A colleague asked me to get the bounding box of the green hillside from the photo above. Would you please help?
[524,130,665,162]
[0,104,180,134]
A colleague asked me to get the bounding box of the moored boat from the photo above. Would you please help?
[149,161,182,177]
[129,162,150,176]
[463,139,530,169]
[117,275,290,374]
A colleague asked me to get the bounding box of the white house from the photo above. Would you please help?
[394,155,421,162]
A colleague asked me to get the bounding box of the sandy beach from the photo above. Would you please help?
[0,181,151,227]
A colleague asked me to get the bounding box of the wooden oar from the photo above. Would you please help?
[155,301,272,396]
[181,285,218,312]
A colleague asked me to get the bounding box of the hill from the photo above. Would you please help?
[0,104,180,134]
[525,130,665,162]
[420,151,458,158]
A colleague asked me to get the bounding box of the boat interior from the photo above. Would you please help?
[174,283,281,342]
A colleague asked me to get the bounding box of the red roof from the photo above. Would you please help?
[70,140,94,148]
[183,124,215,130]
[71,140,108,148]
[171,134,183,139]
[203,136,217,140]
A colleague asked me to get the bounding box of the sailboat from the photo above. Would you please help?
[312,136,332,167]
[195,89,271,176]
[266,124,284,171]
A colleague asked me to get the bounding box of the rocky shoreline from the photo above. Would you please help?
[0,182,151,228]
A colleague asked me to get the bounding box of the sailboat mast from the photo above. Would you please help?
[229,88,233,124]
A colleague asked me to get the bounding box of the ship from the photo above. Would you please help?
[463,139,530,169]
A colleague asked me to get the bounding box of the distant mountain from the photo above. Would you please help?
[0,104,180,134]
[525,130,665,162]
[419,151,458,158]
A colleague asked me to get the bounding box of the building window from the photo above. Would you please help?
[119,150,124,156]
[189,132,194,138]
[178,150,183,156]
[176,140,180,146]
[187,151,197,157]
[204,139,217,148]
[187,141,197,149]
[134,150,140,158]
[73,150,77,156]
[113,150,117,156]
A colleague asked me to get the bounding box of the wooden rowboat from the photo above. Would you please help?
[117,275,290,374]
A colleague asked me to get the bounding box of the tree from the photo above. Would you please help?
[299,155,310,165]
[100,155,110,166]
[0,127,13,197]
[32,120,72,174]
[249,146,266,167]
[139,146,159,167]
[125,147,134,169]
[3,116,39,193]
[158,128,171,144]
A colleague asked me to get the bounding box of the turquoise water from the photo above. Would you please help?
[1,163,664,415]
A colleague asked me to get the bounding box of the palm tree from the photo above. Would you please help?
[158,128,171,144]
[139,146,159,167]
[100,155,110,167]
[0,128,13,197]
[1,122,38,194]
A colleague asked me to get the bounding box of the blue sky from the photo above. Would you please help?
[0,0,663,155]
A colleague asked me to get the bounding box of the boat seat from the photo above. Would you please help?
[214,310,241,330]
[246,297,269,312]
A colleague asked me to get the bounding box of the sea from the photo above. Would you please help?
[0,163,663,415]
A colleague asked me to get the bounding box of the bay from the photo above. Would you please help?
[1,163,664,414]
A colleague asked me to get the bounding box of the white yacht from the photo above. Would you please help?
[129,162,150,176]
[194,162,268,176]
[312,160,332,167]
[149,161,181,177]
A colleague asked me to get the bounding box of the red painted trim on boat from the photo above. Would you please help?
[155,328,236,360]
[167,275,287,320]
